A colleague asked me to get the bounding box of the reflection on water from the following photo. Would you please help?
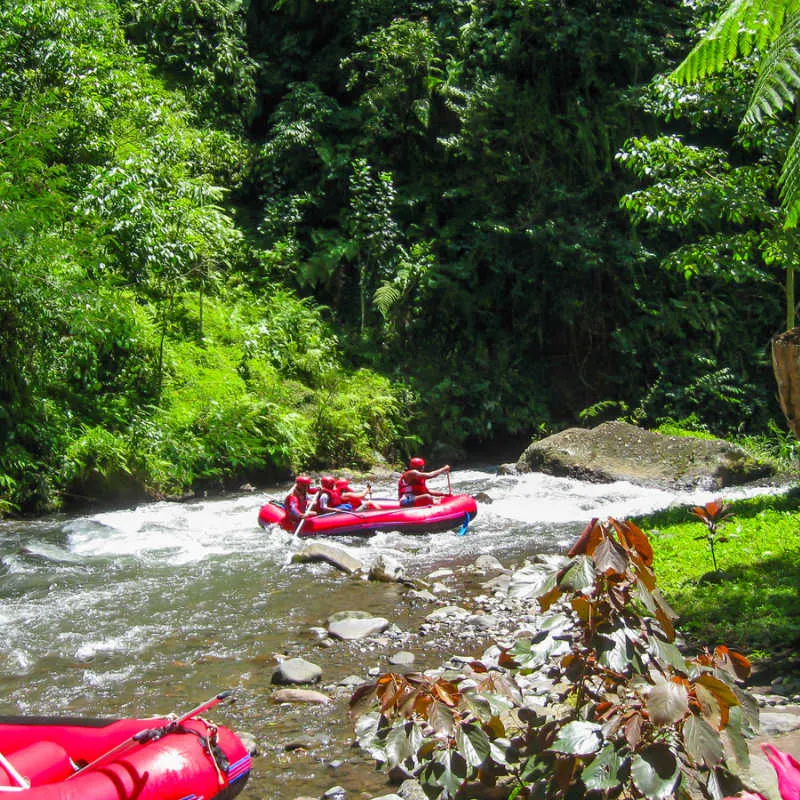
[0,468,784,798]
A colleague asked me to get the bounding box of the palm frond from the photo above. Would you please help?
[671,0,798,84]
[779,124,800,226]
[744,9,800,124]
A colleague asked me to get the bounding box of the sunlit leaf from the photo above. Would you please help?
[455,722,491,768]
[631,743,680,799]
[428,700,456,737]
[559,555,597,593]
[548,720,604,755]
[385,721,417,767]
[431,679,461,707]
[683,714,724,767]
[582,742,623,792]
[646,680,689,726]
[596,628,634,674]
[722,706,751,769]
[594,535,629,575]
[695,673,739,729]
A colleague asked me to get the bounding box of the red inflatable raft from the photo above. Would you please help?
[0,693,251,800]
[258,493,478,536]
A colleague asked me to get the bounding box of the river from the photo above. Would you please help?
[0,466,785,799]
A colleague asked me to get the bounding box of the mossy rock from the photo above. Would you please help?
[517,421,774,489]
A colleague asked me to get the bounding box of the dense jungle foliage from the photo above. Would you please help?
[1,0,794,514]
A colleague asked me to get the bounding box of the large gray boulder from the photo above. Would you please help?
[516,421,773,489]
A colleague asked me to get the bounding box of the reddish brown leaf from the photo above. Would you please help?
[568,518,602,557]
[431,679,461,707]
[712,646,751,681]
[538,584,563,612]
[594,535,629,575]
[348,682,378,719]
[611,519,654,567]
[624,712,643,748]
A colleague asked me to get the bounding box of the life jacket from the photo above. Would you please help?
[398,470,427,499]
[284,489,309,519]
[313,488,342,512]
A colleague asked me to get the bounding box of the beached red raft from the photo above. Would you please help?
[258,494,478,536]
[0,693,251,800]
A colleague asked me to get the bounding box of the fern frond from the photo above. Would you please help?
[671,0,799,84]
[373,283,401,319]
[744,9,800,124]
[779,125,800,226]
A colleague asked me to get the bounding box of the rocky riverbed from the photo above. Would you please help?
[244,541,800,800]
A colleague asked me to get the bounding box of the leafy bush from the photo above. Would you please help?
[310,369,405,468]
[351,518,758,800]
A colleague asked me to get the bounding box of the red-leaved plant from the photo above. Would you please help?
[350,517,760,800]
[691,499,734,573]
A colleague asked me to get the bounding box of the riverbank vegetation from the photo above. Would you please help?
[2,0,798,514]
[351,517,764,800]
[638,493,800,663]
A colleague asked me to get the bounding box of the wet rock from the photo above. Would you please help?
[467,613,499,630]
[328,616,390,640]
[292,543,364,574]
[235,730,258,756]
[272,688,332,705]
[271,656,323,685]
[407,589,437,603]
[388,651,415,666]
[474,554,506,573]
[370,555,406,583]
[758,709,800,736]
[427,568,454,581]
[322,786,346,800]
[426,605,471,622]
[327,610,373,624]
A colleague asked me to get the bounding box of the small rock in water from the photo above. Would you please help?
[271,656,323,685]
[389,651,415,666]
[272,688,331,705]
[328,616,390,641]
[322,787,347,800]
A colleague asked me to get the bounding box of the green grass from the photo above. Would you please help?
[635,491,800,662]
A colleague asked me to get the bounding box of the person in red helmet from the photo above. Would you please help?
[313,475,339,513]
[335,478,378,511]
[284,475,317,523]
[398,457,451,506]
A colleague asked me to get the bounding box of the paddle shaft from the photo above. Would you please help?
[66,691,233,778]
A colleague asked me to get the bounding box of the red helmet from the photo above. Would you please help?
[334,478,349,489]
[321,476,335,489]
[409,457,425,469]
[296,475,312,487]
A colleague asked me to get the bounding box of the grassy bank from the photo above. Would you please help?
[635,491,800,671]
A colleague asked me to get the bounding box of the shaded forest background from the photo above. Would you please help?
[1,0,793,514]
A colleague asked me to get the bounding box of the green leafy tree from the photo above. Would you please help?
[670,0,800,327]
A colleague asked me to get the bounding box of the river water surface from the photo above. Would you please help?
[0,467,784,799]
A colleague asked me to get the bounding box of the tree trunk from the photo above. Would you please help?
[771,327,800,441]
